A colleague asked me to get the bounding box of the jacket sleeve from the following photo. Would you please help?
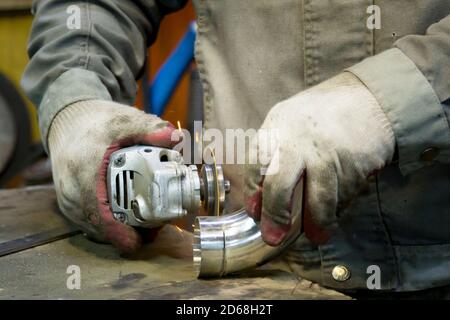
[21,0,187,151]
[347,14,450,175]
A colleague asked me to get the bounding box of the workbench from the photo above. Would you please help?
[0,185,348,299]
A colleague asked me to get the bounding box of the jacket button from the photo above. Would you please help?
[332,265,351,282]
[420,147,440,162]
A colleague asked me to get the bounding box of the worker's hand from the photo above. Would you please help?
[245,72,395,246]
[48,100,177,254]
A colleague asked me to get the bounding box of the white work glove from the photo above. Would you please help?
[245,72,395,246]
[48,100,177,253]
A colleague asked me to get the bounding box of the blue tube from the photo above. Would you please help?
[148,21,196,116]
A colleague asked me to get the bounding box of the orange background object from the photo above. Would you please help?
[135,1,196,130]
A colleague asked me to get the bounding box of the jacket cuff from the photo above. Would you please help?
[347,48,450,175]
[39,68,112,153]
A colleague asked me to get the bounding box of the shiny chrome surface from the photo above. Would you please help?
[194,177,304,277]
[199,164,229,216]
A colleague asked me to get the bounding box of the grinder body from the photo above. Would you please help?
[107,145,228,227]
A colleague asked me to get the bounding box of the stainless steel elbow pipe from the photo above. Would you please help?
[193,179,304,277]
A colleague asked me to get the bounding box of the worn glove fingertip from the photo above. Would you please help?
[260,214,290,246]
[140,125,179,148]
[245,189,263,221]
[135,226,162,244]
[105,221,143,254]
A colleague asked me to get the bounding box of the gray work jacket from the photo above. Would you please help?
[22,0,450,292]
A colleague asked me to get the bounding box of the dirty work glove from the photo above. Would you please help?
[48,100,176,253]
[245,72,395,246]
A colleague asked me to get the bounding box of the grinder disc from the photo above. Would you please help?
[200,161,228,216]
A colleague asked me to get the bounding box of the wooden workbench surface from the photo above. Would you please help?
[0,185,348,300]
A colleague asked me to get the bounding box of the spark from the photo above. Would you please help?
[175,225,185,240]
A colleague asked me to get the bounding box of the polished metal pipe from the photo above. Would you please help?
[193,180,304,277]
